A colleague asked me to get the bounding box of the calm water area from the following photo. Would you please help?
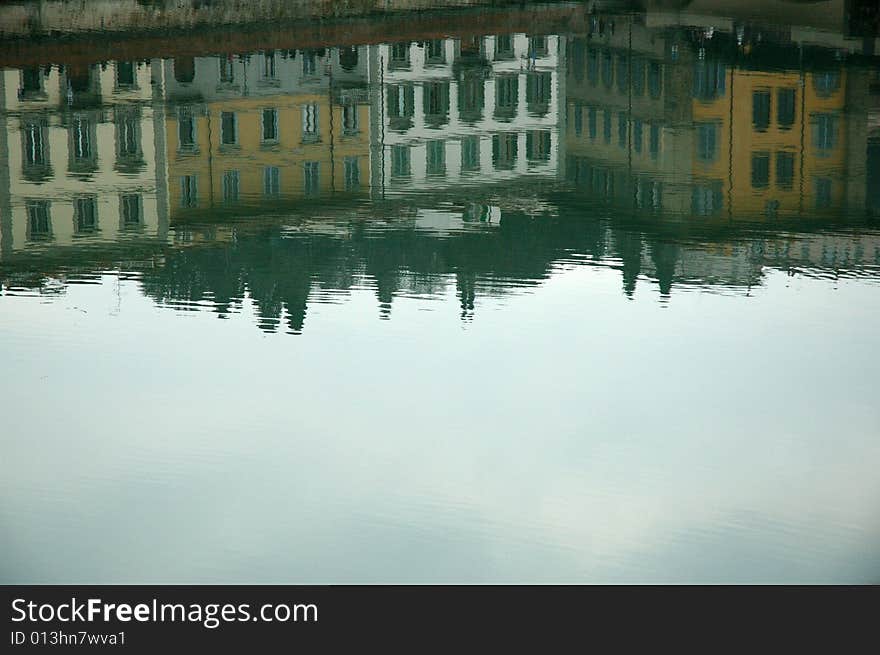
[1,2,879,582]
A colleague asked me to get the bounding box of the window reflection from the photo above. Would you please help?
[116,62,136,88]
[21,117,52,182]
[391,145,411,179]
[174,57,195,84]
[303,161,320,196]
[220,111,238,146]
[696,123,717,163]
[26,200,52,240]
[587,48,599,86]
[19,67,44,99]
[776,152,795,189]
[426,140,446,177]
[813,72,840,98]
[461,136,480,173]
[458,73,486,124]
[73,196,98,234]
[178,107,198,152]
[693,59,725,101]
[423,81,450,127]
[219,56,235,84]
[120,194,143,230]
[115,106,144,173]
[751,152,770,189]
[601,50,613,89]
[302,104,320,142]
[342,102,359,135]
[390,42,410,70]
[344,157,360,191]
[692,182,723,216]
[388,83,415,131]
[262,108,279,143]
[425,40,445,65]
[753,91,771,132]
[492,133,518,170]
[648,62,662,98]
[222,170,240,203]
[529,36,548,58]
[812,114,837,153]
[264,167,281,196]
[526,71,551,117]
[180,175,198,208]
[494,75,518,121]
[777,89,796,129]
[631,57,645,96]
[339,46,359,71]
[495,34,514,60]
[68,114,98,175]
[526,130,551,162]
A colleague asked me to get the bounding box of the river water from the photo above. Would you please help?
[1,6,879,582]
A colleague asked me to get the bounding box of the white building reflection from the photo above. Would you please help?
[0,62,168,257]
[373,34,563,195]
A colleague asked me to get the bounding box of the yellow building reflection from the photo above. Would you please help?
[692,64,848,218]
[159,50,372,221]
[563,16,875,223]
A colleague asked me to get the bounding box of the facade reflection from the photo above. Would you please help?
[375,34,560,193]
[1,4,879,330]
[161,48,372,216]
[0,61,166,255]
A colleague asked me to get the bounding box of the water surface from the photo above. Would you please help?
[1,5,879,583]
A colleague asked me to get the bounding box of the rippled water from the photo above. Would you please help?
[1,3,879,582]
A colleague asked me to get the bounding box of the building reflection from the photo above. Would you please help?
[1,5,879,329]
[375,34,561,193]
[0,61,166,257]
[161,48,372,217]
[564,13,878,221]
